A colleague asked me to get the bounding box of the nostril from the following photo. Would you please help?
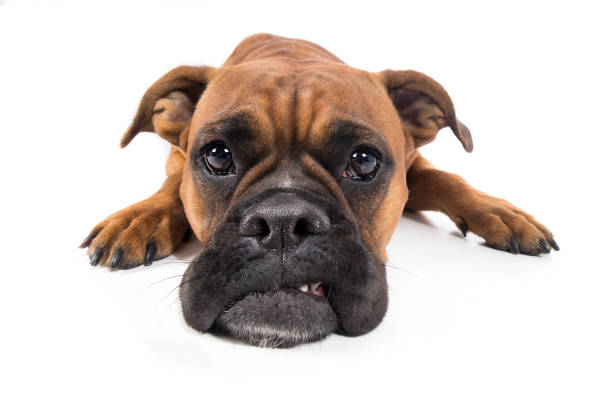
[257,218,270,239]
[294,213,330,236]
[294,218,311,237]
[240,215,271,238]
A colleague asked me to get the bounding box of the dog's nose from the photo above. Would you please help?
[239,193,330,249]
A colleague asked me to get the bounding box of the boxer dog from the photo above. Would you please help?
[80,34,558,347]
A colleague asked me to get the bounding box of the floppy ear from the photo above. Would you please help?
[120,65,216,150]
[377,69,473,152]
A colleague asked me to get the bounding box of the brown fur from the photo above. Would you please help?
[81,33,557,269]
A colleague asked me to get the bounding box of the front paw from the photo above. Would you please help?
[79,196,189,269]
[451,193,559,256]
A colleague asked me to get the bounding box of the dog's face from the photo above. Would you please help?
[121,38,471,347]
[178,61,408,347]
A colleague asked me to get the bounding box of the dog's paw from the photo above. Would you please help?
[450,193,559,256]
[79,196,189,269]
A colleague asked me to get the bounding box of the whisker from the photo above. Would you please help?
[154,283,182,313]
[155,260,194,265]
[160,295,183,327]
[169,305,184,327]
[129,274,183,301]
[154,273,208,312]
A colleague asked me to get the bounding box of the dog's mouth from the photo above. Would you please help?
[179,199,389,349]
[212,282,337,348]
[297,282,326,297]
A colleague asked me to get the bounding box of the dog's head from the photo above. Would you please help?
[121,35,471,347]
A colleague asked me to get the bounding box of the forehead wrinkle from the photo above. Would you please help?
[266,76,297,152]
[193,107,275,149]
[227,64,301,150]
[305,116,390,156]
[328,118,387,146]
[196,111,255,140]
[294,83,323,145]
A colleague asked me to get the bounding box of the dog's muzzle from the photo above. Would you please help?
[179,190,388,348]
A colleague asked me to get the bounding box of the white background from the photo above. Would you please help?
[1,1,611,407]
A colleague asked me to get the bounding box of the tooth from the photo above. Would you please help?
[308,282,321,293]
[299,285,308,292]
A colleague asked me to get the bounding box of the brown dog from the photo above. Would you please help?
[80,34,558,347]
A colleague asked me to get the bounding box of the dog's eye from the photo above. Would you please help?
[344,148,380,180]
[202,143,236,175]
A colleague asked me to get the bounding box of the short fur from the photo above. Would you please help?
[81,34,558,347]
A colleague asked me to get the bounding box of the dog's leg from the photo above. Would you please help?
[405,153,558,255]
[80,147,189,269]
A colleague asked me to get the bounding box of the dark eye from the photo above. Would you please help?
[344,148,380,180]
[202,143,235,175]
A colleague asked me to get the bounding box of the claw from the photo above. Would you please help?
[538,239,550,254]
[550,239,560,251]
[457,219,468,237]
[508,237,519,254]
[90,248,104,266]
[144,243,156,266]
[110,248,124,269]
[79,230,99,248]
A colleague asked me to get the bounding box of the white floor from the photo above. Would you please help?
[2,3,611,407]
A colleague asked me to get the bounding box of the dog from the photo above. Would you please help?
[80,34,558,348]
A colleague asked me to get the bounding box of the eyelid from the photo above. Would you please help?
[352,144,382,160]
[200,139,230,150]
